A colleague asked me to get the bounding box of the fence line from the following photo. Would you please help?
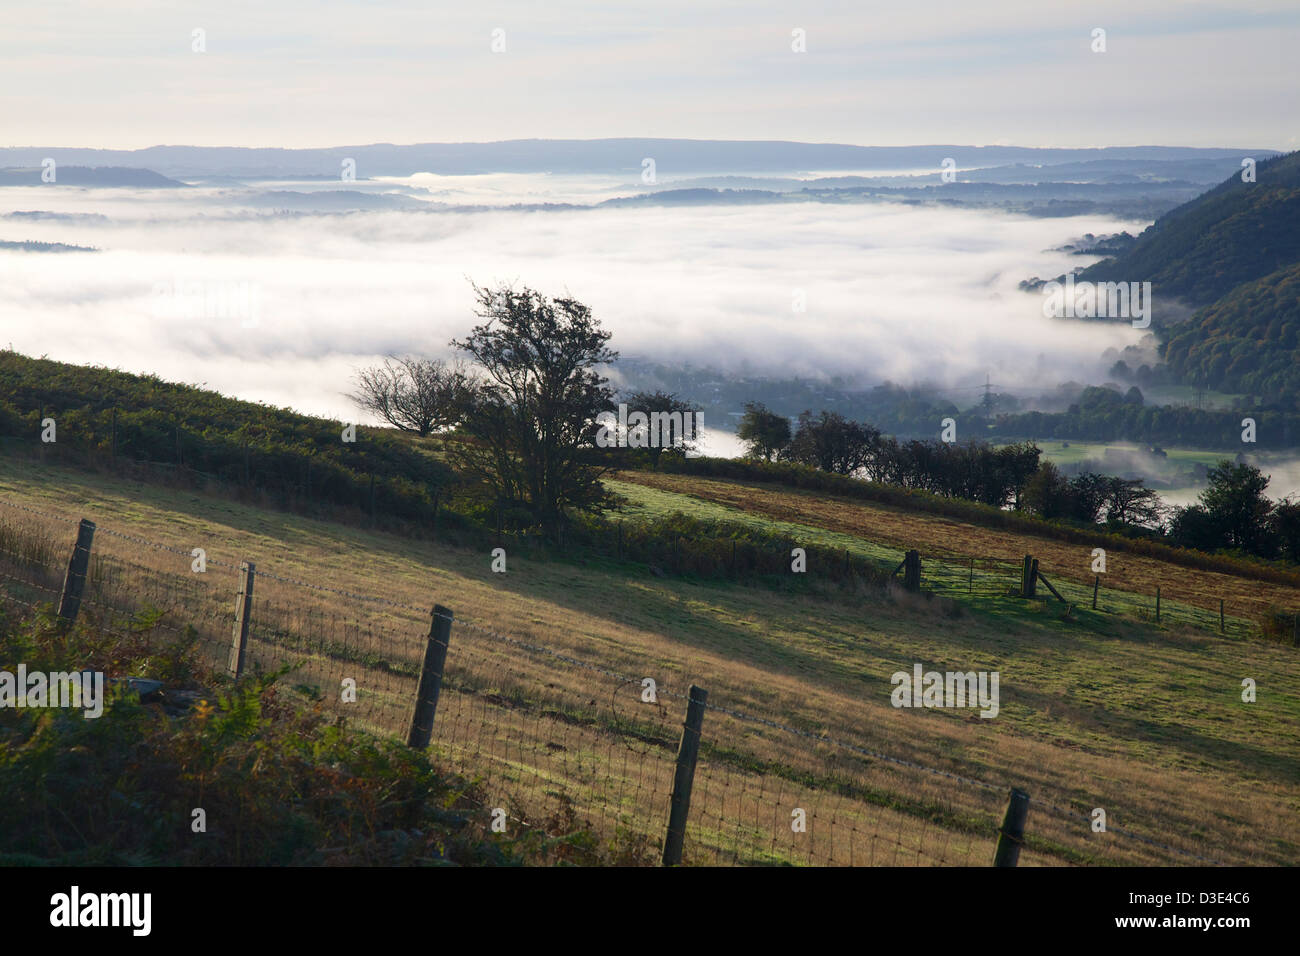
[0,495,1272,643]
[0,496,1249,865]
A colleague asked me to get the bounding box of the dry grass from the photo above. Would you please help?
[1,455,1297,866]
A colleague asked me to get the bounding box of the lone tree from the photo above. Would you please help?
[452,283,618,531]
[349,356,470,437]
[737,402,791,462]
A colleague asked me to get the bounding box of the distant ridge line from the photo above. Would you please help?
[0,140,1281,179]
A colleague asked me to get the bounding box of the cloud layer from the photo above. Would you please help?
[3,1,1297,149]
[0,180,1147,421]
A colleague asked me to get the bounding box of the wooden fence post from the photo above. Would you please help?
[1155,587,1161,623]
[902,550,921,592]
[969,557,974,593]
[228,561,255,679]
[56,519,96,624]
[1092,574,1099,610]
[1219,599,1225,634]
[662,684,708,866]
[993,787,1031,867]
[407,605,454,750]
[1020,555,1038,598]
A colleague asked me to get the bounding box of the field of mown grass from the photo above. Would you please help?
[1,454,1298,865]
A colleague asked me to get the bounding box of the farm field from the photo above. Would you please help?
[1,454,1298,865]
[608,471,1300,631]
[1030,440,1234,471]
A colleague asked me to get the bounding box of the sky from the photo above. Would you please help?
[1,1,1296,150]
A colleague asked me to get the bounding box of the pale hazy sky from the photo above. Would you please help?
[2,0,1296,150]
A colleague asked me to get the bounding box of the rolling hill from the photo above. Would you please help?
[0,165,185,187]
[1076,150,1300,309]
[1,356,1298,866]
[1071,151,1300,406]
[1163,261,1300,400]
[0,142,1273,179]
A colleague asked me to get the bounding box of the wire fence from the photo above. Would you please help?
[0,495,1252,867]
[908,548,1267,641]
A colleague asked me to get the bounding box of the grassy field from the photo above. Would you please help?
[2,453,1298,866]
[1030,440,1234,471]
[609,471,1300,631]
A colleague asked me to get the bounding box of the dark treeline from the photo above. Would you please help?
[767,408,1041,508]
[629,364,1300,447]
[739,404,1160,523]
[738,405,1041,508]
[735,402,1300,565]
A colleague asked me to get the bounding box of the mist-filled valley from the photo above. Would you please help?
[4,158,1297,502]
[2,172,1146,409]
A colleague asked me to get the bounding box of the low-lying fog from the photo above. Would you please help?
[7,172,1296,504]
[2,174,1143,413]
